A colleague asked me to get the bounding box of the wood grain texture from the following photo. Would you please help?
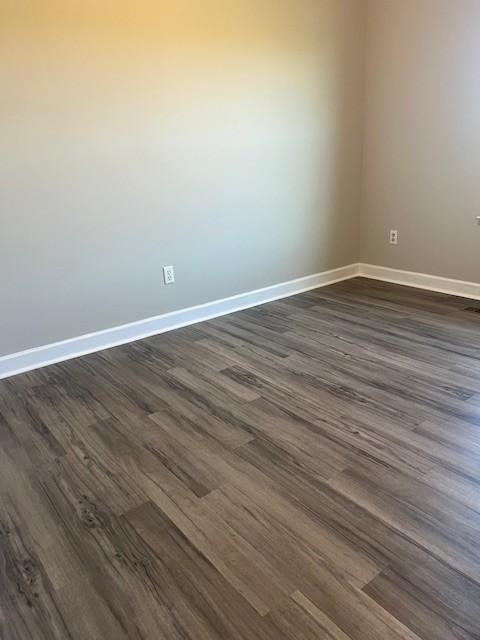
[1,277,480,639]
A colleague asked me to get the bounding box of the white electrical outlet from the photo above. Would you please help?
[389,230,399,245]
[163,265,175,285]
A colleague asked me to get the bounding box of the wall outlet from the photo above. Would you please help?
[163,265,175,285]
[389,230,399,245]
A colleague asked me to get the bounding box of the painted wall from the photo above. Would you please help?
[361,0,480,282]
[0,1,365,356]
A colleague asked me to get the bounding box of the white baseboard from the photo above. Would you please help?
[0,263,359,380]
[3,261,477,381]
[359,263,480,301]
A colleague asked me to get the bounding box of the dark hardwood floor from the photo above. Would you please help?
[1,277,480,640]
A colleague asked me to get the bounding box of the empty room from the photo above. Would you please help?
[1,1,480,638]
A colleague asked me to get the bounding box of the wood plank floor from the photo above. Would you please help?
[1,277,480,640]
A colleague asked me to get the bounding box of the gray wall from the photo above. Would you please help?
[0,1,365,356]
[361,0,480,282]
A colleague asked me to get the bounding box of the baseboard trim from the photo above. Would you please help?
[4,261,477,380]
[0,263,359,380]
[359,263,480,301]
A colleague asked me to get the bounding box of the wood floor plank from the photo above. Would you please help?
[124,500,290,640]
[203,461,384,589]
[0,497,72,640]
[329,464,480,583]
[423,466,480,514]
[363,564,480,640]
[265,591,353,640]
